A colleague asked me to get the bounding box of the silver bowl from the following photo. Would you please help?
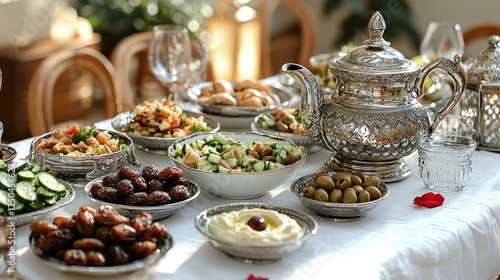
[83,172,200,220]
[111,110,220,154]
[29,231,173,276]
[185,81,294,117]
[291,173,390,221]
[0,144,17,165]
[10,179,75,227]
[195,203,318,263]
[168,132,307,199]
[28,130,140,183]
[251,112,322,153]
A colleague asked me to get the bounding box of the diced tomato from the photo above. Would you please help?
[65,124,79,135]
[169,115,181,128]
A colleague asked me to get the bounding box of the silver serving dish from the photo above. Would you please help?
[251,112,322,153]
[195,203,317,263]
[290,173,389,221]
[112,110,220,154]
[0,144,17,165]
[10,179,75,227]
[28,130,140,183]
[186,81,294,117]
[29,231,173,275]
[83,173,200,220]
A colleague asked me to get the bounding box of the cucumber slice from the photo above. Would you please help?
[0,206,4,215]
[282,144,296,154]
[207,154,222,165]
[30,164,41,173]
[265,118,276,128]
[0,190,8,208]
[252,160,266,172]
[291,146,303,160]
[226,158,241,169]
[0,160,7,172]
[200,164,214,171]
[174,143,183,156]
[17,170,35,183]
[0,172,11,191]
[15,162,33,173]
[204,135,214,143]
[44,194,60,205]
[15,181,37,202]
[36,186,56,200]
[214,133,230,145]
[182,143,192,154]
[170,150,179,158]
[265,142,278,149]
[56,183,66,194]
[25,201,44,212]
[37,172,59,193]
[218,166,230,173]
[223,151,235,160]
[195,140,206,149]
[14,201,24,213]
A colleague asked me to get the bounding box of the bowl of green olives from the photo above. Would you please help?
[290,171,389,221]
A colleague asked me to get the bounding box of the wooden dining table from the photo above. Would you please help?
[7,80,500,280]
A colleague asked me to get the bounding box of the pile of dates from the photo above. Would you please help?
[91,165,190,206]
[30,205,168,266]
[303,171,383,203]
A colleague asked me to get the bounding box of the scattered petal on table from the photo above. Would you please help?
[414,192,444,208]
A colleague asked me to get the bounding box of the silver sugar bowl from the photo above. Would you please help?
[461,35,500,151]
[283,12,466,181]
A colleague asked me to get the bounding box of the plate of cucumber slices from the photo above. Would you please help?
[0,161,75,226]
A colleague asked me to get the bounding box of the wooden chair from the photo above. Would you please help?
[463,23,500,47]
[258,0,318,78]
[27,47,124,136]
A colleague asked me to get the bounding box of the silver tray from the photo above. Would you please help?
[0,144,17,165]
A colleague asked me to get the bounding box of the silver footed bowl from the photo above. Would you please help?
[9,179,75,227]
[195,203,318,263]
[83,173,200,221]
[29,231,173,276]
[290,172,389,221]
[0,144,17,165]
[28,130,140,183]
[251,112,322,153]
[112,110,220,154]
[185,81,294,117]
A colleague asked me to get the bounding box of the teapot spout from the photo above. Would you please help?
[282,63,326,147]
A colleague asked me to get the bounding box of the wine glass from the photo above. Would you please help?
[148,24,194,106]
[420,22,464,63]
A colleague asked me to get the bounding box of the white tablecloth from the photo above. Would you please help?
[8,127,500,280]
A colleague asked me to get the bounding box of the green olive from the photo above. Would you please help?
[315,172,330,181]
[303,186,316,199]
[350,175,363,186]
[364,186,382,200]
[364,175,381,188]
[331,172,347,182]
[335,174,352,190]
[344,187,355,194]
[353,171,366,183]
[351,185,364,194]
[329,189,343,203]
[358,190,371,203]
[316,175,336,192]
[314,189,329,202]
[342,190,358,203]
[307,182,317,189]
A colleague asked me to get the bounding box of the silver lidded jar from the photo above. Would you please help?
[282,12,466,181]
[461,35,500,151]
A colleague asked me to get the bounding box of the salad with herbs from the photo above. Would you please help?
[124,98,210,138]
[35,124,128,156]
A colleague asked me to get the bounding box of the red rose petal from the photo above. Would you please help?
[413,192,444,208]
[247,275,269,280]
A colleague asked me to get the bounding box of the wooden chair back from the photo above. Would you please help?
[463,23,500,47]
[27,47,123,136]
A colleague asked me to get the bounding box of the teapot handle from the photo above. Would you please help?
[413,54,466,133]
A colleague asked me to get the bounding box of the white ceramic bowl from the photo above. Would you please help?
[168,132,307,199]
[195,203,318,263]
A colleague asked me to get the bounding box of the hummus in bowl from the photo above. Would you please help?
[195,203,317,263]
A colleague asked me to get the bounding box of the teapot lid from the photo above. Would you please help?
[329,12,420,83]
[466,35,500,86]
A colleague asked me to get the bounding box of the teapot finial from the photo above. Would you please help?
[488,35,500,48]
[364,11,390,48]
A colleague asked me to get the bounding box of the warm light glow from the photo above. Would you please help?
[77,17,93,41]
[50,7,78,43]
[236,19,260,81]
[235,6,256,23]
[207,19,236,81]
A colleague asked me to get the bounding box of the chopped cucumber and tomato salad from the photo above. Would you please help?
[170,133,303,173]
[0,160,67,215]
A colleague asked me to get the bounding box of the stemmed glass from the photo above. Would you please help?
[420,22,464,63]
[148,24,205,106]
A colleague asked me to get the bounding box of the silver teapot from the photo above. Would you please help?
[283,12,466,181]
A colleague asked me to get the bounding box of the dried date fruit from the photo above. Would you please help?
[145,191,171,206]
[94,227,110,244]
[116,180,134,197]
[157,167,183,182]
[102,174,120,187]
[90,183,103,197]
[78,206,96,216]
[140,223,168,241]
[38,228,74,251]
[131,176,148,192]
[63,249,87,266]
[107,245,129,265]
[30,221,57,236]
[52,217,75,232]
[75,209,96,237]
[128,241,157,259]
[141,165,159,182]
[147,179,164,193]
[86,251,106,267]
[165,177,188,192]
[169,185,190,203]
[110,224,138,245]
[73,238,105,252]
[117,166,140,180]
[96,187,119,203]
[123,192,147,206]
[129,212,153,236]
[95,205,129,226]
